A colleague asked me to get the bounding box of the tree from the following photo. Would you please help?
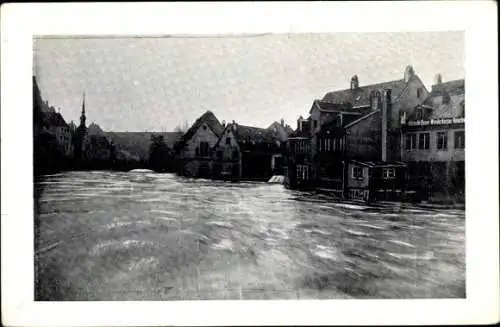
[148,134,174,172]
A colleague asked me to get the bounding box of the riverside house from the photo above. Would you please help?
[401,77,465,201]
[212,121,282,181]
[286,65,429,201]
[174,111,224,178]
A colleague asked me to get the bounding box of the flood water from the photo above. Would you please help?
[34,171,465,300]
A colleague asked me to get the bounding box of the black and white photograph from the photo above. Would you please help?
[2,2,499,326]
[32,32,467,301]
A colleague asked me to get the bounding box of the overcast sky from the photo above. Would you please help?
[34,32,464,132]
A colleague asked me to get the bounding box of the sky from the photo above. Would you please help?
[33,32,464,132]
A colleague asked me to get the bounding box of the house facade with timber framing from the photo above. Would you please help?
[285,65,429,201]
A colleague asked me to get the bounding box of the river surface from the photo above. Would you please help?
[34,171,465,300]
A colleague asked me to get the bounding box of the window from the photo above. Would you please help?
[405,133,417,150]
[372,97,379,110]
[217,151,223,160]
[199,141,210,156]
[226,137,231,145]
[383,168,396,179]
[454,131,465,149]
[417,88,423,98]
[418,133,430,150]
[352,166,363,179]
[203,125,207,130]
[313,120,318,129]
[437,131,448,150]
[297,165,309,180]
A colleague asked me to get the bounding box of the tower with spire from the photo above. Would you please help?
[80,92,87,128]
[74,92,88,164]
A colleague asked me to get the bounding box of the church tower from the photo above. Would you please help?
[74,92,88,164]
[79,92,87,128]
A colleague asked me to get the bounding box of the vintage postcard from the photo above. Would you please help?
[1,2,499,326]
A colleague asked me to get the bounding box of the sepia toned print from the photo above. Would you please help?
[33,32,465,301]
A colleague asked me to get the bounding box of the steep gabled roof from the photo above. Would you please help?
[41,111,68,128]
[175,111,223,150]
[322,79,408,107]
[430,79,465,96]
[233,124,279,144]
[284,125,294,134]
[267,121,294,141]
[220,123,281,153]
[311,99,356,113]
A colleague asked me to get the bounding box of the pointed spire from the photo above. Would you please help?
[82,91,86,115]
[79,91,87,128]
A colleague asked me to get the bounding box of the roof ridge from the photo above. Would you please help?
[325,78,405,95]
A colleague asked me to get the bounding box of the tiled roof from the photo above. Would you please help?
[176,111,223,150]
[420,79,465,119]
[229,123,281,153]
[430,79,465,96]
[41,111,67,128]
[322,79,408,107]
[233,124,279,144]
[313,100,354,112]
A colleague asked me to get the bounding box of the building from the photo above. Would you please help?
[267,119,294,175]
[285,116,312,189]
[346,160,407,202]
[286,65,427,201]
[401,77,465,201]
[40,111,73,157]
[212,122,282,181]
[174,110,224,178]
[320,65,429,162]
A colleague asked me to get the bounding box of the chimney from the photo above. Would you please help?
[350,75,359,90]
[434,74,443,85]
[404,65,415,83]
[381,89,392,162]
[297,116,304,132]
[280,119,284,127]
